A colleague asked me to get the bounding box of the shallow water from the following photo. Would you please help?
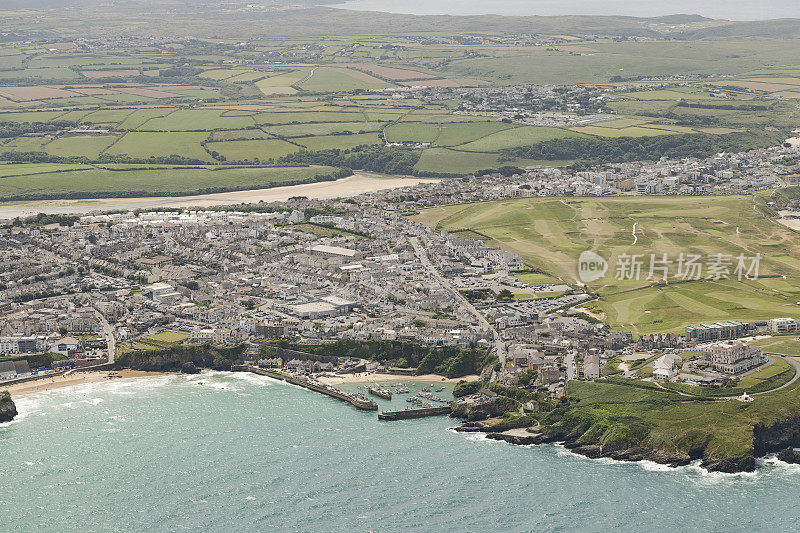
[2,371,799,531]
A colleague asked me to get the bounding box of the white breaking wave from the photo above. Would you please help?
[551,443,766,482]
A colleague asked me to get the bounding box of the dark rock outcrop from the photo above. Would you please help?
[0,391,17,423]
[486,431,544,446]
[450,395,515,421]
[777,447,800,464]
[180,362,200,374]
[753,417,800,457]
[451,423,487,433]
[701,456,756,473]
[562,440,693,468]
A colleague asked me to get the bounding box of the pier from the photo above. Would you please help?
[233,365,378,411]
[368,386,392,400]
[378,406,452,421]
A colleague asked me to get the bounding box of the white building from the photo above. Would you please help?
[583,352,601,380]
[702,342,765,375]
[653,354,682,381]
[769,318,798,334]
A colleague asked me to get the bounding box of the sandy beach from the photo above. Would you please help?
[0,172,438,218]
[3,370,170,397]
[2,370,479,397]
[777,210,800,231]
[316,372,479,386]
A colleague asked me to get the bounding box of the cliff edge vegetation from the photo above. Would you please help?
[450,374,800,473]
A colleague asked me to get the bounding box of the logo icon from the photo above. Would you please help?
[578,250,607,283]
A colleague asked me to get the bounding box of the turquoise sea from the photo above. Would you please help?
[2,371,800,532]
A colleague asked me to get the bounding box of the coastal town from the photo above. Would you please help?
[8,0,800,528]
[2,135,799,404]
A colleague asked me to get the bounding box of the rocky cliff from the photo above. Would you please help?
[753,416,800,457]
[115,344,246,373]
[450,395,516,421]
[474,412,800,472]
[0,391,17,423]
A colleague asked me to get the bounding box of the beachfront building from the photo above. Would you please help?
[50,336,82,356]
[701,342,765,375]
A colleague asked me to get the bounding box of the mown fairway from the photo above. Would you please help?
[414,194,800,333]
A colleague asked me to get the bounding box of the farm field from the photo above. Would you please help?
[106,132,213,161]
[296,67,393,92]
[457,126,580,151]
[413,194,800,333]
[0,164,341,201]
[413,147,572,174]
[298,132,381,150]
[40,135,119,159]
[0,14,797,197]
[0,163,93,178]
[136,109,257,131]
[442,39,800,85]
[204,139,301,161]
[264,121,385,137]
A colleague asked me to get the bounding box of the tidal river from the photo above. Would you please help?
[2,371,800,531]
[0,173,437,219]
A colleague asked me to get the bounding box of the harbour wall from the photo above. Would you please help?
[378,406,452,421]
[233,365,378,411]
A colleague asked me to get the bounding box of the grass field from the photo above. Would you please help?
[435,121,515,146]
[384,123,440,143]
[254,111,367,125]
[205,139,300,161]
[443,39,800,85]
[457,126,579,152]
[298,132,381,150]
[413,147,572,174]
[0,164,340,200]
[413,194,800,333]
[106,132,213,161]
[563,372,800,461]
[265,121,385,137]
[751,336,800,357]
[297,67,392,92]
[0,162,93,178]
[43,135,119,159]
[137,109,256,131]
[142,331,189,346]
[568,125,684,137]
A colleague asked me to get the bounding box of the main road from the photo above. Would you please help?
[408,236,506,363]
[93,309,116,364]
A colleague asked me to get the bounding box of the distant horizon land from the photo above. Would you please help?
[322,0,800,22]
